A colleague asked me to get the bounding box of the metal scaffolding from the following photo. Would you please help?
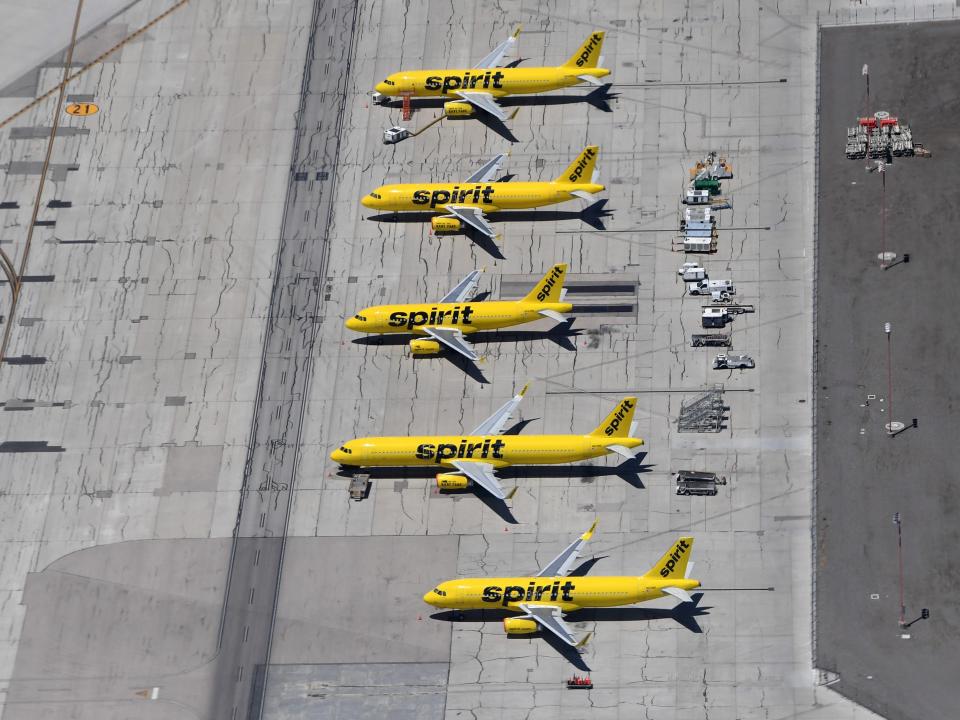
[677,384,727,433]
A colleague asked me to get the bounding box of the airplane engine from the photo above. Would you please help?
[409,339,441,356]
[443,101,475,117]
[503,617,538,635]
[436,473,470,490]
[431,216,462,234]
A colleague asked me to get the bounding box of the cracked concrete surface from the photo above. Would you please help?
[0,0,951,718]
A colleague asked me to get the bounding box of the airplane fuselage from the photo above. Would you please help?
[363,181,604,213]
[376,66,610,99]
[332,433,643,468]
[347,300,573,335]
[424,575,701,612]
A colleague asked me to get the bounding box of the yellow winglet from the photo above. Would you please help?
[512,25,523,39]
[518,382,529,397]
[506,486,519,501]
[581,518,599,541]
[576,631,593,649]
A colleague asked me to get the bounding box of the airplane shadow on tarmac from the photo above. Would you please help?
[367,200,613,259]
[351,320,582,384]
[429,593,709,670]
[336,455,652,525]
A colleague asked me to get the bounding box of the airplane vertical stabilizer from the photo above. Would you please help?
[523,263,568,303]
[642,537,694,580]
[589,397,637,438]
[557,146,600,185]
[562,31,605,68]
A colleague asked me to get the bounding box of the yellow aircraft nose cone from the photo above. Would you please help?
[345,316,361,331]
[361,195,375,208]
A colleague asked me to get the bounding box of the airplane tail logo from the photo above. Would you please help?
[563,31,605,68]
[643,537,694,579]
[590,397,637,437]
[524,263,567,303]
[558,146,599,184]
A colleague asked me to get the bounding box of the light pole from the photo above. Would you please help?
[893,512,905,627]
[862,64,869,115]
[883,322,903,434]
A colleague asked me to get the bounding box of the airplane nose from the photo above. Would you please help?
[422,592,433,604]
[361,195,374,208]
[375,82,389,95]
[345,317,360,331]
[330,449,345,463]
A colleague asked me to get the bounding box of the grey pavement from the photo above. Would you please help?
[1,1,956,719]
[815,19,960,720]
[209,0,358,718]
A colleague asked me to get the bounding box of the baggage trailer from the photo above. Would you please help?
[676,470,727,496]
[691,333,731,347]
[349,474,371,500]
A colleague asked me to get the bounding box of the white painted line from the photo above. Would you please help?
[150,687,159,700]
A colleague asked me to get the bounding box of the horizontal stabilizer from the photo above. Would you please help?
[576,631,593,649]
[662,586,693,604]
[577,74,604,86]
[607,444,640,460]
[570,190,596,202]
[538,308,567,324]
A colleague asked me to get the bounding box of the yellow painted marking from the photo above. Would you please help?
[65,102,99,116]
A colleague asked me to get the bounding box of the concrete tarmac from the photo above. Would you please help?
[3,1,954,719]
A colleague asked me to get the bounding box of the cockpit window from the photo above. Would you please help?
[339,446,352,454]
[383,79,395,86]
[369,192,381,199]
[354,314,367,321]
[432,587,447,596]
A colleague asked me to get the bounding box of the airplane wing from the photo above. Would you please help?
[455,91,508,121]
[450,460,511,500]
[473,25,522,69]
[470,383,529,436]
[422,326,478,361]
[444,205,497,239]
[438,269,482,303]
[536,519,598,577]
[517,604,588,647]
[465,153,508,183]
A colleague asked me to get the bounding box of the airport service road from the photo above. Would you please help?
[816,19,960,720]
[210,1,359,718]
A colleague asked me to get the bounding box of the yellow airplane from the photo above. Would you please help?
[330,386,643,500]
[346,264,573,361]
[424,522,699,648]
[372,27,610,121]
[361,146,604,239]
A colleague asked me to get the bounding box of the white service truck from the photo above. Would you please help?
[688,278,734,295]
[713,353,754,369]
